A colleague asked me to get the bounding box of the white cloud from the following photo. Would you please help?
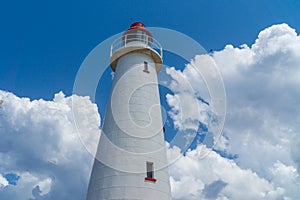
[213,23,300,183]
[36,177,52,196]
[0,174,8,188]
[270,161,299,198]
[0,90,100,199]
[165,65,215,151]
[166,23,300,199]
[168,145,284,200]
[166,66,211,131]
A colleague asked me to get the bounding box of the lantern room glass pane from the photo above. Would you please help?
[125,30,149,45]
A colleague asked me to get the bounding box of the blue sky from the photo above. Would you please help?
[1,0,300,101]
[1,1,300,199]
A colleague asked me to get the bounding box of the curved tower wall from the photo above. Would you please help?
[86,24,172,200]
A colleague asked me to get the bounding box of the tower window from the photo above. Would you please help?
[145,162,156,182]
[147,162,153,178]
[143,61,150,73]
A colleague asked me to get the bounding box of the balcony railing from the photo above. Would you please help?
[110,33,163,59]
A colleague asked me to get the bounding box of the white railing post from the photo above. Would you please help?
[146,35,148,45]
[124,35,127,47]
[110,45,113,57]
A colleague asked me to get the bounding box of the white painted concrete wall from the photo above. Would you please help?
[87,49,172,199]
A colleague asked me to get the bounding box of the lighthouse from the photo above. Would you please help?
[86,22,172,199]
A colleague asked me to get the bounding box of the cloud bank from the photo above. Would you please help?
[0,91,100,199]
[168,23,300,199]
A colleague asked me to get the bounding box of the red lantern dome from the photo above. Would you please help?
[122,22,153,43]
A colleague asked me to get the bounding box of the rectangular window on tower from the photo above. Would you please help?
[147,162,153,178]
[143,61,150,73]
[145,162,156,182]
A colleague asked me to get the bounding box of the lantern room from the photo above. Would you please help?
[122,22,153,45]
[110,22,163,73]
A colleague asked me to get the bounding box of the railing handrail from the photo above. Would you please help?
[110,33,163,59]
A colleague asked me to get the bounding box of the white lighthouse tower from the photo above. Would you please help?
[86,22,172,200]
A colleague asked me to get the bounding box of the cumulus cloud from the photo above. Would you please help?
[214,23,300,192]
[165,65,217,152]
[167,23,300,199]
[0,174,9,188]
[166,66,211,131]
[0,91,100,199]
[169,145,284,200]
